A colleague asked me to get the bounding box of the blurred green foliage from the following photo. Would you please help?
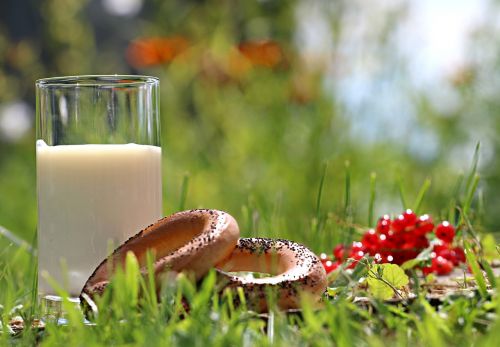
[0,0,498,250]
[1,2,500,346]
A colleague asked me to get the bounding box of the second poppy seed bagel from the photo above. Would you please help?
[81,209,240,299]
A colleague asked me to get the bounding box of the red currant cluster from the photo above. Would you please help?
[320,210,466,276]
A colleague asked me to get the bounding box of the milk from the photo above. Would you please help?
[36,140,162,296]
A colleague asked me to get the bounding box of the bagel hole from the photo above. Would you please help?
[218,252,286,275]
[225,271,274,279]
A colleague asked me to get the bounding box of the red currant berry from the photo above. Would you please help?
[391,214,407,233]
[350,249,365,259]
[415,214,434,235]
[401,241,416,251]
[347,261,358,269]
[376,215,391,235]
[432,256,454,275]
[413,235,430,250]
[402,209,417,227]
[319,253,331,263]
[435,221,455,243]
[351,241,365,253]
[373,253,383,263]
[436,248,458,265]
[396,251,414,265]
[323,260,340,274]
[452,246,466,263]
[379,234,396,254]
[422,266,433,276]
[433,240,449,254]
[361,229,379,250]
[333,244,345,261]
[392,233,406,248]
[347,247,365,269]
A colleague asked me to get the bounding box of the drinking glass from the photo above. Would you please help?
[36,75,162,301]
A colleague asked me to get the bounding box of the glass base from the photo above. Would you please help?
[40,295,85,325]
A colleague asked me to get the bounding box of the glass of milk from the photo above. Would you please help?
[35,75,162,301]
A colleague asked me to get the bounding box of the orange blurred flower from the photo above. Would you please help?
[238,40,284,68]
[126,36,189,68]
[227,48,253,79]
[289,73,320,105]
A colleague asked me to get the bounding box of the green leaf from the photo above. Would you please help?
[367,264,409,300]
[401,258,421,271]
[401,246,434,270]
[379,264,409,287]
[326,287,342,297]
[367,275,393,300]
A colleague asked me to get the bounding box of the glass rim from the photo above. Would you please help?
[35,75,159,88]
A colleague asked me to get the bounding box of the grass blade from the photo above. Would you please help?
[453,172,465,200]
[477,188,485,225]
[449,172,464,223]
[267,310,275,344]
[29,230,38,321]
[344,161,351,217]
[464,241,488,299]
[481,259,497,289]
[413,178,431,215]
[368,172,376,227]
[460,174,480,226]
[464,142,480,196]
[397,175,408,209]
[0,225,33,254]
[343,161,354,243]
[315,161,328,222]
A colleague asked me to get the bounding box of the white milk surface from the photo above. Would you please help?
[36,140,162,296]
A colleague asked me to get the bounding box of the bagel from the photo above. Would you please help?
[80,209,239,300]
[216,238,327,312]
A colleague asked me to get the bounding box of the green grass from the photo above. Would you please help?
[1,170,499,346]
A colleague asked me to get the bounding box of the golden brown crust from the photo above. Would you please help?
[216,238,327,312]
[80,209,240,300]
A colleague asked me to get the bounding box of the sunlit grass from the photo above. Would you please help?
[0,165,499,346]
[1,245,499,346]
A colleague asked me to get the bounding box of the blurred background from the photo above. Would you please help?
[0,0,499,249]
